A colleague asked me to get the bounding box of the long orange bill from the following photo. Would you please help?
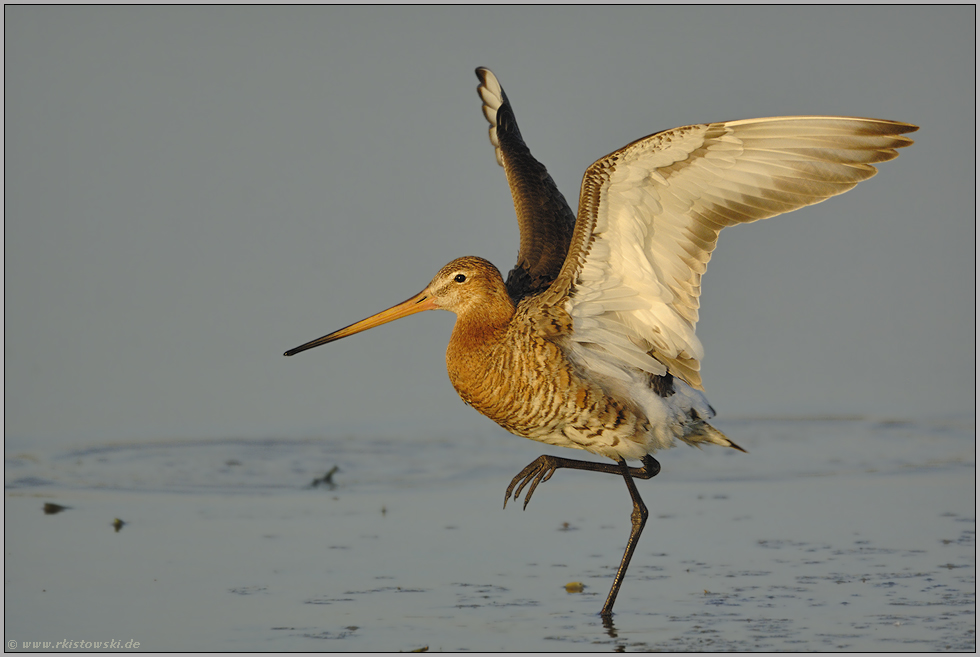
[283,288,438,357]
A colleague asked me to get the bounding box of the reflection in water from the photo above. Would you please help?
[602,612,618,638]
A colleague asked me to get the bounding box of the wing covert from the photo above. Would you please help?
[545,116,917,389]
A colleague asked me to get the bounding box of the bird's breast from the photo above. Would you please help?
[444,315,648,460]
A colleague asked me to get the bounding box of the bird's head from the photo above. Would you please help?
[283,256,512,357]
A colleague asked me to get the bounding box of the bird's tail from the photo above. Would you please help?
[682,420,747,453]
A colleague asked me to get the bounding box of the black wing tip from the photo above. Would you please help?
[885,119,919,133]
[873,119,919,139]
[728,440,748,454]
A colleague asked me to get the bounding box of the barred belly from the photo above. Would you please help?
[446,327,652,461]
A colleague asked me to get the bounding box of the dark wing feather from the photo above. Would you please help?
[476,68,576,302]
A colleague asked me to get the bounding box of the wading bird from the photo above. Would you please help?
[285,67,915,618]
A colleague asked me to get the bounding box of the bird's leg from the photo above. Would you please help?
[599,457,652,619]
[504,453,660,510]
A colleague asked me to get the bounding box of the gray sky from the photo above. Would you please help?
[5,6,974,450]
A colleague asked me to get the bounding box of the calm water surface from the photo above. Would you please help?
[5,417,975,651]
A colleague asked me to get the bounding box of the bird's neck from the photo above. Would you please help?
[445,298,516,412]
[448,296,515,356]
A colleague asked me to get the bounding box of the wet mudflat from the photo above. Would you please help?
[5,417,975,651]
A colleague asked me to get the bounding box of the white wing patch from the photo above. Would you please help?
[562,117,916,390]
[476,68,506,167]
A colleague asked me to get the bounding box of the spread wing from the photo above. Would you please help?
[542,116,917,389]
[476,68,577,302]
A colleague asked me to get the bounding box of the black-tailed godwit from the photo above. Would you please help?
[285,67,916,618]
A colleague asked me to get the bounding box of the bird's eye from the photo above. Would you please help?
[454,274,467,283]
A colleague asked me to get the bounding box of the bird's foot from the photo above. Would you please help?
[503,455,559,510]
[503,453,661,510]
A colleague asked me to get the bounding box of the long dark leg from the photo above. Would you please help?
[599,458,651,618]
[504,452,660,619]
[504,453,659,510]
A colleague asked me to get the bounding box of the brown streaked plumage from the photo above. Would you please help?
[285,67,916,619]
